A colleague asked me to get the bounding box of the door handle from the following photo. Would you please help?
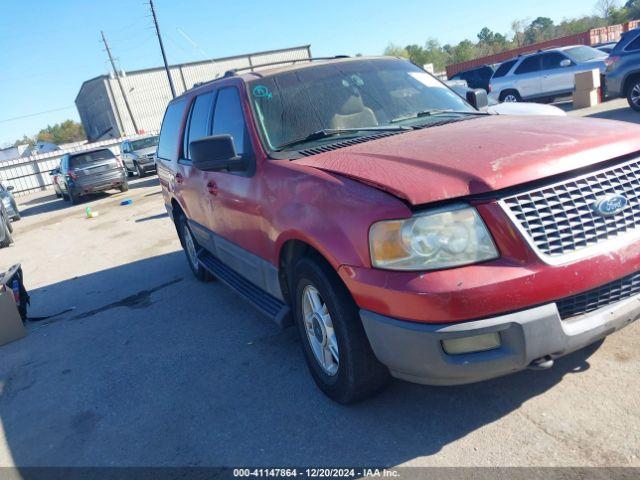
[207,181,218,196]
[175,173,184,185]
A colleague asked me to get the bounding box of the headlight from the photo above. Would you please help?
[369,204,499,271]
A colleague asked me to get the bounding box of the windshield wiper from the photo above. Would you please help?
[391,109,489,123]
[274,126,411,151]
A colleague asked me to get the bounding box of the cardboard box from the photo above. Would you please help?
[573,89,599,109]
[0,286,25,346]
[575,69,601,91]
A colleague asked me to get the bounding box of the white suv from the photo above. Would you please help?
[489,45,607,103]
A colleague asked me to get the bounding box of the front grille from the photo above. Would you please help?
[556,270,640,319]
[502,158,640,258]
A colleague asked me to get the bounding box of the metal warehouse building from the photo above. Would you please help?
[75,45,311,141]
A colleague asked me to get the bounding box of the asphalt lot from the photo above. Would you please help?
[1,104,640,468]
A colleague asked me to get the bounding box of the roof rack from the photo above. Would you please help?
[192,56,350,88]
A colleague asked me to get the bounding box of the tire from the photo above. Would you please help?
[6,217,12,234]
[134,162,145,178]
[500,90,522,103]
[0,222,12,248]
[68,190,78,205]
[11,203,20,221]
[119,182,129,192]
[176,213,213,282]
[293,256,390,404]
[627,78,640,111]
[55,191,62,199]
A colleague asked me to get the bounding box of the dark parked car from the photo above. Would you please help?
[449,64,495,92]
[159,55,640,403]
[605,28,640,110]
[0,202,13,248]
[120,135,159,177]
[0,182,20,221]
[57,148,128,204]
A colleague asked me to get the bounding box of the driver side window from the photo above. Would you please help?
[212,87,250,157]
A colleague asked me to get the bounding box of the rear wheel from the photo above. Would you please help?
[293,256,389,404]
[119,182,129,192]
[68,190,78,205]
[0,221,12,248]
[177,213,213,282]
[627,78,640,111]
[500,90,521,103]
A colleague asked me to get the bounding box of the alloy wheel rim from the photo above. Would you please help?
[632,84,640,106]
[302,285,339,376]
[183,225,199,269]
[504,94,518,103]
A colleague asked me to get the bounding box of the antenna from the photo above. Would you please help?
[101,30,139,135]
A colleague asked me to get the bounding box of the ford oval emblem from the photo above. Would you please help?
[593,194,628,217]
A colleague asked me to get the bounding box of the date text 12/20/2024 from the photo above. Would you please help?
[233,469,400,478]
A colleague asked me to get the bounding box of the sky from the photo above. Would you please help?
[0,0,597,146]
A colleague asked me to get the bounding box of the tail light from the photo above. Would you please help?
[67,169,78,181]
[605,56,619,68]
[116,157,124,169]
[487,84,492,93]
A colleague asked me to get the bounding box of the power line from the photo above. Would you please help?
[0,106,75,124]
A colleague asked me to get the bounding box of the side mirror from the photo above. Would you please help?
[49,169,59,176]
[560,59,572,68]
[6,186,14,191]
[466,89,489,110]
[190,135,245,172]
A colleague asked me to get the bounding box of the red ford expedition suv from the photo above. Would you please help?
[157,56,640,403]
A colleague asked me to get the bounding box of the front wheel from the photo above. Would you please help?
[293,256,389,404]
[627,80,640,111]
[135,162,145,178]
[119,182,129,192]
[177,213,213,282]
[500,90,521,103]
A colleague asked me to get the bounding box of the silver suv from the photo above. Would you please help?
[489,46,607,103]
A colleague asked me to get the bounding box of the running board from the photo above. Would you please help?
[198,250,292,328]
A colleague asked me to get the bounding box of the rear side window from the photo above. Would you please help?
[69,149,114,168]
[493,60,517,78]
[515,56,540,75]
[626,33,640,52]
[184,92,215,159]
[541,52,570,70]
[212,87,249,156]
[157,98,187,161]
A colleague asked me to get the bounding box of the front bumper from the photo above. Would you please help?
[361,294,640,386]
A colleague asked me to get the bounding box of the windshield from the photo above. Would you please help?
[564,46,607,62]
[248,58,475,151]
[130,136,159,151]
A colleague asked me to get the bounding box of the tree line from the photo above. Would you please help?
[8,120,86,149]
[384,0,640,72]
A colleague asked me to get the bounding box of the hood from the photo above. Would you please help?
[296,116,640,205]
[487,102,566,116]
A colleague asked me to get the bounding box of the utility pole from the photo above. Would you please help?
[101,30,139,135]
[149,0,176,98]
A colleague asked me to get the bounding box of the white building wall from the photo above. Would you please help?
[78,46,311,139]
